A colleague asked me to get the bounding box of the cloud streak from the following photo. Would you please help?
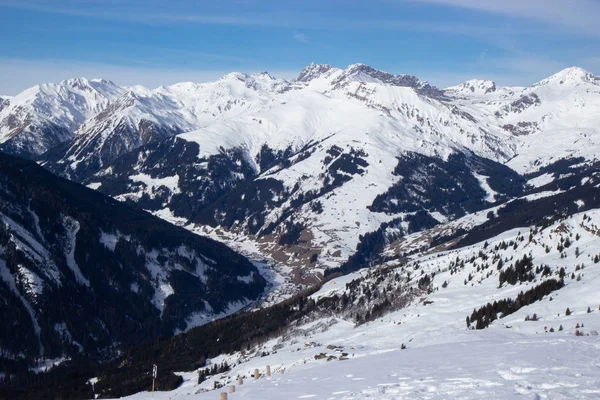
[0,0,552,37]
[293,33,309,44]
[411,0,600,36]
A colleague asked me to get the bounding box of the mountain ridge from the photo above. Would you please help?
[2,63,600,284]
[22,63,600,283]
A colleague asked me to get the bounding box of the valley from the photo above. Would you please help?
[1,63,600,399]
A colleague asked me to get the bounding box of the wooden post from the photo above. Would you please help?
[229,385,236,393]
[254,368,260,380]
[237,376,243,385]
[220,392,228,400]
[151,364,157,397]
[266,365,271,377]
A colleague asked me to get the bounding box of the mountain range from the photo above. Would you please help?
[4,63,595,279]
[1,63,600,397]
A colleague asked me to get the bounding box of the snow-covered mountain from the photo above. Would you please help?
[4,63,600,399]
[34,62,520,180]
[3,63,600,284]
[447,66,600,172]
[0,78,124,157]
[36,64,596,283]
[40,72,291,180]
[0,152,265,370]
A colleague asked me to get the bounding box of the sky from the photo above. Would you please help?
[0,0,599,95]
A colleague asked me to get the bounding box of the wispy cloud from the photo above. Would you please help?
[0,0,287,27]
[0,0,552,37]
[293,32,309,44]
[410,0,600,37]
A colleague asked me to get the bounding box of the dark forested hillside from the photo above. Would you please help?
[0,152,266,378]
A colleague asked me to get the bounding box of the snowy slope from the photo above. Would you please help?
[0,78,123,157]
[41,72,291,178]
[103,208,600,400]
[446,67,600,173]
[177,63,514,161]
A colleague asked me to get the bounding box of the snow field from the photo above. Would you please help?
[105,209,600,399]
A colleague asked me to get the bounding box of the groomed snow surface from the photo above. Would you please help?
[110,334,600,399]
[105,210,600,400]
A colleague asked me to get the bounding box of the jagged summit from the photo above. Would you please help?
[60,77,95,87]
[445,79,498,96]
[295,62,334,82]
[334,63,435,90]
[56,77,121,93]
[294,62,443,98]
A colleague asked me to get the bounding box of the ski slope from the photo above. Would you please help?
[104,209,600,400]
[108,334,600,399]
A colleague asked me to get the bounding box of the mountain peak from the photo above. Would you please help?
[537,66,598,86]
[90,78,117,86]
[296,62,335,82]
[341,63,395,80]
[60,77,94,89]
[219,71,250,81]
[445,79,497,96]
[251,71,276,80]
[330,63,444,97]
[218,71,286,93]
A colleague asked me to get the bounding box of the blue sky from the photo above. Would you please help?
[0,0,599,94]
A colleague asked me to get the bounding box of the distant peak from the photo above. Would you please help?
[60,77,118,91]
[556,66,592,76]
[220,71,250,81]
[446,79,497,95]
[342,63,390,77]
[90,78,117,86]
[61,77,91,87]
[295,63,334,83]
[252,71,276,80]
[537,66,598,86]
[339,63,419,86]
[345,63,382,74]
[329,63,444,97]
